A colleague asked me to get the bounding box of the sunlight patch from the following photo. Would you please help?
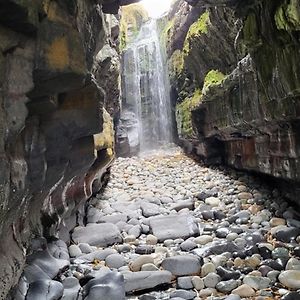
[141,0,173,18]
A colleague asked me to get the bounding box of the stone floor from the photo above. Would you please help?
[14,147,300,299]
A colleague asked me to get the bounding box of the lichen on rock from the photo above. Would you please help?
[275,0,300,31]
[202,70,226,94]
[183,10,210,54]
[176,89,202,138]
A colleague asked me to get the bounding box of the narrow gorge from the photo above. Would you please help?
[0,0,299,300]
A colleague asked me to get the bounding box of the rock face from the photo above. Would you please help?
[0,1,123,298]
[166,0,300,202]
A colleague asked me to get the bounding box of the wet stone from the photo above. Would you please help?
[216,280,239,293]
[72,223,122,247]
[180,240,197,251]
[149,214,199,242]
[161,255,202,276]
[135,245,154,255]
[216,266,241,281]
[279,270,300,289]
[124,271,172,293]
[170,289,197,299]
[177,276,194,289]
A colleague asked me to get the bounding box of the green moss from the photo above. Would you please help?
[275,0,300,31]
[202,70,225,94]
[183,10,210,54]
[161,18,175,44]
[169,50,184,75]
[176,89,202,137]
[189,10,210,36]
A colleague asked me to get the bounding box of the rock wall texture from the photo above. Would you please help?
[0,1,123,298]
[166,0,300,199]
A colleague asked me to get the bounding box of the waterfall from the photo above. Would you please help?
[121,19,173,153]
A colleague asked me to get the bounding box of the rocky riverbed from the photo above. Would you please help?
[13,147,300,299]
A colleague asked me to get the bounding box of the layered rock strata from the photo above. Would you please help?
[166,0,300,198]
[0,1,123,298]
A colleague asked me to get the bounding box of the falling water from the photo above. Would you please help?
[122,19,173,152]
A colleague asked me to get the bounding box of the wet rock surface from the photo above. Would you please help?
[11,147,300,299]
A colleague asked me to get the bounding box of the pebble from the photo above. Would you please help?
[243,275,271,290]
[19,148,300,300]
[203,273,221,288]
[105,254,126,269]
[123,235,137,244]
[170,289,197,299]
[205,197,220,207]
[180,240,197,251]
[177,276,194,289]
[124,271,172,293]
[194,235,213,245]
[73,223,122,247]
[216,279,239,293]
[286,258,300,270]
[232,284,256,297]
[68,245,82,258]
[279,270,300,289]
[129,255,154,272]
[201,262,216,277]
[146,235,158,245]
[161,255,202,276]
[192,276,204,290]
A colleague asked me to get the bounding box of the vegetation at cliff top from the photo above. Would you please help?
[120,4,149,50]
[183,10,210,54]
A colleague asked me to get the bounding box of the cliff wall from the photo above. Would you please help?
[166,0,300,200]
[0,1,122,297]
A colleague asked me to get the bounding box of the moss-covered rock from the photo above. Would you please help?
[183,10,210,54]
[202,70,226,94]
[176,89,202,138]
[275,0,300,31]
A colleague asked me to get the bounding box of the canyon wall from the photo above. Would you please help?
[166,0,300,200]
[0,0,123,297]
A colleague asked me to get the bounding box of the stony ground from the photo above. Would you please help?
[18,147,300,299]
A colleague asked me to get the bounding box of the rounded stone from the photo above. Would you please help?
[105,254,126,269]
[146,235,158,245]
[129,255,154,272]
[194,235,213,245]
[192,276,204,290]
[216,279,239,293]
[170,289,197,299]
[286,258,300,271]
[272,247,290,260]
[69,245,82,258]
[199,288,217,298]
[177,276,194,290]
[205,197,220,207]
[201,263,216,277]
[180,240,197,252]
[123,235,137,244]
[78,243,93,254]
[203,273,221,288]
[279,270,300,289]
[232,284,256,297]
[141,263,159,271]
[243,275,271,290]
